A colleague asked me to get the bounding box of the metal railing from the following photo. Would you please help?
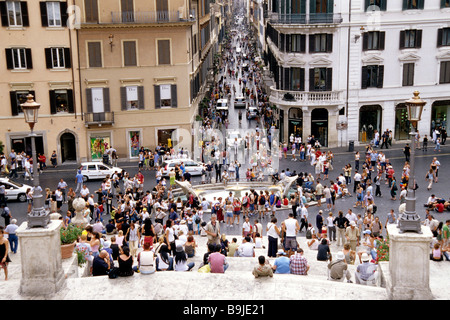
[84,112,115,125]
[111,10,196,24]
[269,12,342,24]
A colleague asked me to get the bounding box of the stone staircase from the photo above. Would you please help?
[0,233,391,300]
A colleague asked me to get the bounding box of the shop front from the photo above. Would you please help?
[395,103,411,140]
[431,100,450,135]
[288,107,303,139]
[311,108,328,147]
[359,105,382,143]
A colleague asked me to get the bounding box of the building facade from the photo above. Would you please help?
[0,0,85,163]
[261,0,450,147]
[0,0,225,163]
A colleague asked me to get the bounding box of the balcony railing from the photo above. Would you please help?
[111,10,196,24]
[270,87,343,106]
[84,112,115,125]
[269,12,342,24]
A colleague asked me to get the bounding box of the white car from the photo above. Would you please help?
[161,159,204,177]
[247,106,258,119]
[79,162,123,182]
[216,99,228,110]
[234,96,246,108]
[0,178,31,202]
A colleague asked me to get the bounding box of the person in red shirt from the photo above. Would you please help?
[38,153,46,172]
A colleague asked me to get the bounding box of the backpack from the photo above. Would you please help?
[259,196,266,205]
[306,228,312,240]
[194,215,201,224]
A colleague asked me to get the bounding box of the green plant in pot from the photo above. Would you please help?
[60,224,82,259]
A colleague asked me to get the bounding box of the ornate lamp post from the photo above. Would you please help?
[398,91,426,233]
[20,94,49,228]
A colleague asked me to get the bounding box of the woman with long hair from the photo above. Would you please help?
[141,218,156,247]
[174,244,194,271]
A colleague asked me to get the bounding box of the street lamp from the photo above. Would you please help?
[20,94,49,228]
[398,91,426,233]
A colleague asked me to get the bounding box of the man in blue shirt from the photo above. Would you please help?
[272,250,291,274]
[75,170,84,193]
[269,190,277,217]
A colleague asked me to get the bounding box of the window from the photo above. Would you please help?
[283,34,306,53]
[157,39,171,65]
[282,68,305,91]
[52,48,64,68]
[12,48,26,69]
[400,30,422,49]
[49,89,74,113]
[291,68,305,91]
[86,87,110,114]
[40,1,67,27]
[309,68,332,91]
[7,1,21,26]
[120,0,134,22]
[442,0,450,8]
[361,65,384,88]
[5,48,32,70]
[121,86,144,110]
[123,41,137,67]
[87,41,102,68]
[402,63,415,86]
[438,28,450,47]
[365,0,387,11]
[1,1,29,27]
[10,90,35,116]
[45,47,71,69]
[84,0,98,23]
[154,84,178,108]
[402,0,424,10]
[309,34,333,53]
[362,31,385,50]
[46,2,61,26]
[311,0,332,13]
[440,61,450,84]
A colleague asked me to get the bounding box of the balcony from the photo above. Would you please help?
[84,112,115,126]
[110,10,196,24]
[269,13,342,25]
[269,86,343,107]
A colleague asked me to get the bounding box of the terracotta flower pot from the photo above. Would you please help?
[61,243,75,259]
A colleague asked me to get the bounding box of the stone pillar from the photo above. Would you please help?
[16,220,65,296]
[386,224,433,300]
[328,108,339,148]
[302,108,311,141]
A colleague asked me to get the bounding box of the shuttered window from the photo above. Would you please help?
[157,39,171,65]
[84,0,98,23]
[154,84,177,108]
[402,63,415,87]
[87,41,102,68]
[123,41,137,67]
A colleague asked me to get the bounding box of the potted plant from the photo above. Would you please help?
[283,92,295,101]
[60,224,82,259]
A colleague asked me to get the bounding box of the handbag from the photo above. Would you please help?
[108,267,119,279]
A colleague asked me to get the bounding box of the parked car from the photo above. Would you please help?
[161,158,204,177]
[79,162,123,182]
[0,178,31,202]
[246,106,259,119]
[234,96,247,108]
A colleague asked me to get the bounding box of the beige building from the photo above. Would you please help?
[74,0,225,161]
[0,0,225,164]
[0,0,85,163]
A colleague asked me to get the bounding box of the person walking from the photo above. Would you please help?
[4,219,18,254]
